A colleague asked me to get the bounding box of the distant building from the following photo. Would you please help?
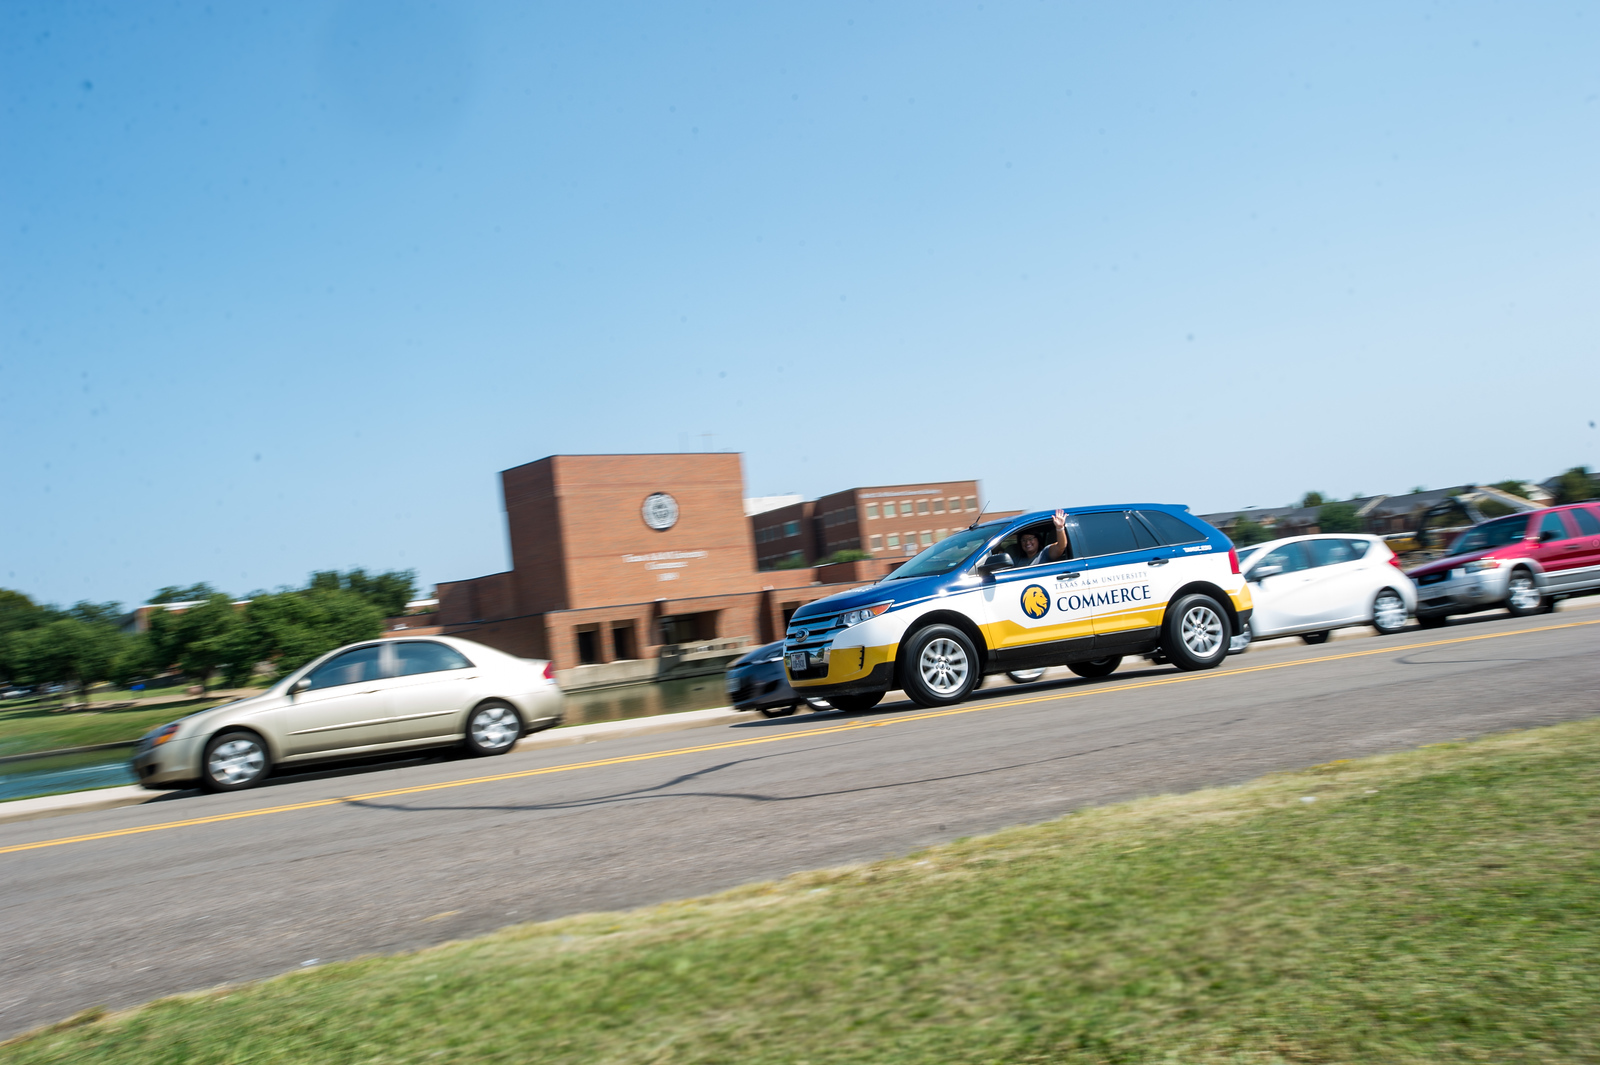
[751,480,984,569]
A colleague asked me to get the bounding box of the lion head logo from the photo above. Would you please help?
[1021,584,1050,620]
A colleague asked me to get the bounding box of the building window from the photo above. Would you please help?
[883,501,897,518]
[932,498,945,514]
[612,622,635,661]
[949,497,961,512]
[865,502,879,519]
[964,496,978,511]
[920,530,933,545]
[869,534,883,550]
[783,520,799,537]
[916,499,929,515]
[886,533,900,547]
[936,528,947,540]
[576,626,600,665]
[901,500,912,515]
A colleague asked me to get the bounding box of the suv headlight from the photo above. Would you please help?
[1464,559,1501,573]
[837,602,893,628]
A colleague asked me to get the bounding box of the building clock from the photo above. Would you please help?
[641,492,679,531]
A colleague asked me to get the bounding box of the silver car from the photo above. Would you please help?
[132,636,563,792]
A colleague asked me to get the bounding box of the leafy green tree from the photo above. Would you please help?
[149,583,220,604]
[308,569,417,617]
[1551,466,1598,504]
[172,594,247,691]
[243,588,384,678]
[820,549,871,565]
[1299,491,1324,508]
[5,617,126,703]
[1229,518,1272,547]
[1489,479,1529,497]
[773,554,810,570]
[1316,502,1361,533]
[0,589,58,683]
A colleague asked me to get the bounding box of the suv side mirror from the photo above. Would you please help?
[979,551,1016,572]
[1249,563,1283,581]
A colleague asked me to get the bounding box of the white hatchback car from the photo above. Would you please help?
[1237,534,1416,645]
[131,636,564,792]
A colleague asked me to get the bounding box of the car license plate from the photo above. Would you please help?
[786,651,809,672]
[725,674,741,694]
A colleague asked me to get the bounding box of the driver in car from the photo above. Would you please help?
[1017,509,1070,565]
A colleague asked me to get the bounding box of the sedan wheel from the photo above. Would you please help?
[465,701,522,756]
[202,730,270,792]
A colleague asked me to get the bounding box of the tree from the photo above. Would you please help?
[5,617,126,704]
[1489,479,1529,497]
[1551,466,1598,504]
[773,553,810,570]
[149,583,219,604]
[820,549,871,565]
[1229,518,1272,547]
[1299,491,1324,508]
[1317,502,1361,533]
[172,594,247,691]
[308,569,417,618]
[242,588,384,679]
[0,589,59,684]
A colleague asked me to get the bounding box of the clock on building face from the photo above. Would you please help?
[642,492,679,531]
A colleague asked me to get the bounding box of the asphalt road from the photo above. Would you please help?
[3,608,1598,1038]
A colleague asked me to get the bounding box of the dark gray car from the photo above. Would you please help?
[725,640,828,718]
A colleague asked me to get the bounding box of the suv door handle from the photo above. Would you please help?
[1057,571,1081,580]
[1147,558,1168,566]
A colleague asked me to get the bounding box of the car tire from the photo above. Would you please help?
[1417,614,1449,629]
[1162,594,1230,672]
[901,624,980,707]
[1505,568,1545,617]
[758,704,799,718]
[201,729,271,792]
[1301,631,1331,645]
[829,693,883,713]
[1005,668,1046,684]
[1372,588,1408,635]
[464,700,523,756]
[1067,656,1122,679]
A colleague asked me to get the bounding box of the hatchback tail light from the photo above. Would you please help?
[1386,548,1404,571]
[542,661,555,680]
[1227,548,1241,575]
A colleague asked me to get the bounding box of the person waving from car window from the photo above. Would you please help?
[1017,510,1070,565]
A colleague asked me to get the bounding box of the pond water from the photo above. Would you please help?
[0,751,137,802]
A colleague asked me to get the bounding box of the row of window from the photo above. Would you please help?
[864,496,977,520]
[869,529,945,551]
[755,519,803,543]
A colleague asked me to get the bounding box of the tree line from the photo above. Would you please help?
[0,570,418,702]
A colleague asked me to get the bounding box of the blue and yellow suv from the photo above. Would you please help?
[783,505,1252,710]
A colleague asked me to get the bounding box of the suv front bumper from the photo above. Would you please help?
[1414,568,1513,617]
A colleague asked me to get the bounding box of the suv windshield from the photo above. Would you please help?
[884,525,1002,581]
[1448,516,1528,556]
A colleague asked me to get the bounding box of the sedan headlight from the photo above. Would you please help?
[149,722,182,746]
[836,602,893,628]
[1463,559,1501,573]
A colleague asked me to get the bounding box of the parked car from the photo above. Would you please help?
[131,636,564,793]
[1241,534,1416,644]
[725,641,829,717]
[1407,503,1600,626]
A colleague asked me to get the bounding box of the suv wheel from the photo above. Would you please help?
[1163,594,1229,672]
[201,730,270,792]
[902,625,979,707]
[1505,569,1545,617]
[1372,588,1407,635]
[1067,656,1121,679]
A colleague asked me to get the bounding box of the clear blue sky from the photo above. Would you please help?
[4,1,1597,609]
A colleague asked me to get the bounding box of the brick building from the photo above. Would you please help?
[751,480,985,568]
[437,454,929,675]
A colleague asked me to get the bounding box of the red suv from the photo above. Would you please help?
[1408,503,1600,625]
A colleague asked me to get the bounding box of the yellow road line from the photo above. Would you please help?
[4,617,1596,857]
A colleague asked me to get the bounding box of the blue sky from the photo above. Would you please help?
[3,1,1597,609]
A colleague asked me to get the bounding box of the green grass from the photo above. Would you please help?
[0,695,238,759]
[7,719,1600,1064]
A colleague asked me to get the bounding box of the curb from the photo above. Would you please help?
[0,705,765,826]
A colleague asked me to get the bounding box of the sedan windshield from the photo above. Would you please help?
[884,525,1002,581]
[1448,516,1528,556]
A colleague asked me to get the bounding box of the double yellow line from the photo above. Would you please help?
[4,617,1595,857]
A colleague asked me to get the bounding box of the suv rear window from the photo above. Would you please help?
[1570,507,1600,537]
[1448,515,1528,555]
[1137,510,1206,546]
